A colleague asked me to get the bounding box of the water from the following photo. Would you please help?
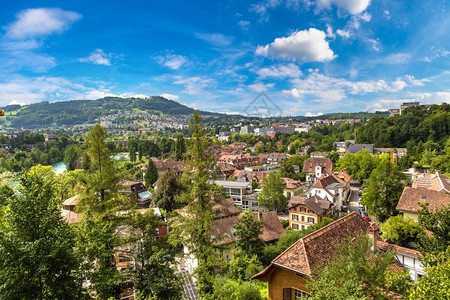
[52,161,67,174]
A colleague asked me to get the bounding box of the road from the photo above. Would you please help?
[348,184,361,215]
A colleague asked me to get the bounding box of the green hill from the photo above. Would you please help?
[0,96,215,129]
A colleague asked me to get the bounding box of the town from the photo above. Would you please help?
[0,102,448,299]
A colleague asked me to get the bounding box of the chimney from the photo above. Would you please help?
[258,210,263,221]
[368,222,378,253]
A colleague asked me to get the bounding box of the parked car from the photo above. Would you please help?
[358,203,364,209]
[363,216,370,222]
[358,189,363,196]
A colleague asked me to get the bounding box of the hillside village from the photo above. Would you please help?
[0,102,448,299]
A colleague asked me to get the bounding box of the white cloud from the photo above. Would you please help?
[422,48,450,62]
[173,76,216,96]
[256,28,336,63]
[256,63,303,78]
[315,0,371,15]
[368,38,381,51]
[364,92,450,112]
[248,82,275,92]
[336,29,350,38]
[79,49,112,66]
[0,75,114,106]
[305,112,324,117]
[195,32,234,47]
[5,8,81,39]
[160,93,179,101]
[378,53,411,64]
[326,24,335,38]
[154,53,188,70]
[238,20,250,30]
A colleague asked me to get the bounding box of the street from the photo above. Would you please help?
[348,184,361,215]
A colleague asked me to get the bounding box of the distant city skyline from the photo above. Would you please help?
[0,0,449,116]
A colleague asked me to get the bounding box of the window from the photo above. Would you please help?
[308,209,313,214]
[294,289,309,299]
[301,225,305,230]
[287,192,291,198]
[308,217,315,224]
[292,223,299,230]
[282,288,292,300]
[301,216,305,222]
[292,214,299,221]
[300,207,306,212]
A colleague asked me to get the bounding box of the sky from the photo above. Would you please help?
[0,0,449,116]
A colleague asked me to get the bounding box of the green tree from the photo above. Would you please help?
[145,159,158,188]
[171,111,221,298]
[410,247,450,299]
[82,151,91,171]
[215,277,263,300]
[381,215,424,247]
[64,145,81,171]
[337,149,379,181]
[361,157,406,222]
[0,166,81,299]
[258,171,286,211]
[226,248,263,281]
[151,171,181,212]
[307,235,412,299]
[175,133,186,161]
[0,184,14,206]
[128,210,182,299]
[418,203,450,255]
[233,211,264,258]
[129,137,138,162]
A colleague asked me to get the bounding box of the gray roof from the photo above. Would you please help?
[348,144,374,154]
[214,180,252,188]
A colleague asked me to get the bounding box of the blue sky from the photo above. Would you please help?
[0,0,449,116]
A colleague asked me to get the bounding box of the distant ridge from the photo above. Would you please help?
[0,96,220,129]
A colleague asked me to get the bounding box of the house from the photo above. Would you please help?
[396,187,450,222]
[215,180,262,211]
[302,157,333,184]
[151,158,186,176]
[288,195,332,230]
[61,195,83,224]
[307,175,347,213]
[348,144,374,154]
[252,213,424,299]
[412,172,450,193]
[119,181,152,208]
[266,152,289,164]
[374,148,408,158]
[282,177,303,200]
[309,152,327,158]
[333,141,347,152]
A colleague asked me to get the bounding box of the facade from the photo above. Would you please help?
[214,180,262,210]
[282,177,303,200]
[119,181,152,208]
[307,174,347,213]
[400,102,420,115]
[288,195,332,230]
[302,157,333,183]
[240,125,254,134]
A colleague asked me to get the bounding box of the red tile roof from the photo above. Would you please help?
[303,157,333,174]
[253,211,286,242]
[396,187,450,213]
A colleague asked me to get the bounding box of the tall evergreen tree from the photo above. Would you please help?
[172,111,221,298]
[0,166,81,299]
[175,133,186,161]
[145,159,158,188]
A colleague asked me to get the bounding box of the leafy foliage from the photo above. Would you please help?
[258,171,286,210]
[151,171,181,212]
[233,211,264,258]
[381,215,424,247]
[418,203,450,255]
[144,159,158,188]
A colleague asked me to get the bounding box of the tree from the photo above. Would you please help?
[0,166,81,299]
[233,211,264,258]
[175,133,186,161]
[128,210,182,299]
[151,171,181,212]
[307,235,412,299]
[82,151,91,171]
[145,159,158,188]
[417,203,450,255]
[214,277,264,300]
[64,145,81,171]
[129,137,138,162]
[361,157,406,222]
[258,171,286,211]
[171,111,221,298]
[381,215,424,247]
[0,184,14,206]
[336,149,379,181]
[410,247,450,299]
[226,248,263,281]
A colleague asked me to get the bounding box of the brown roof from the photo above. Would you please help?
[283,177,302,189]
[253,211,286,242]
[396,187,450,213]
[288,196,306,207]
[212,197,242,217]
[289,195,331,215]
[333,169,351,185]
[303,157,333,174]
[377,240,422,258]
[271,212,372,275]
[61,209,83,224]
[312,174,340,189]
[63,194,79,207]
[412,172,450,192]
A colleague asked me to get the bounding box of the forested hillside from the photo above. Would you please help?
[0,96,207,128]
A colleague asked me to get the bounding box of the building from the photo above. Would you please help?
[240,125,254,134]
[282,177,303,200]
[374,148,408,158]
[307,174,347,213]
[295,124,311,133]
[288,195,332,230]
[252,213,424,299]
[119,181,152,208]
[214,180,262,210]
[348,144,374,154]
[302,157,333,183]
[266,152,289,164]
[400,102,420,115]
[333,141,347,152]
[309,152,327,158]
[389,108,400,117]
[396,187,450,222]
[151,158,186,176]
[61,195,82,224]
[412,172,450,192]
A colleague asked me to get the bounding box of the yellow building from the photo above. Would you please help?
[288,195,332,230]
[282,177,303,200]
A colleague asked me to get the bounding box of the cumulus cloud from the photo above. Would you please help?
[5,8,81,39]
[256,63,302,78]
[154,53,188,70]
[315,0,371,15]
[0,75,114,106]
[256,28,336,63]
[282,71,422,105]
[364,92,450,112]
[79,49,112,65]
[172,76,216,96]
[305,112,324,117]
[195,32,234,47]
[248,82,275,92]
[160,93,179,101]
